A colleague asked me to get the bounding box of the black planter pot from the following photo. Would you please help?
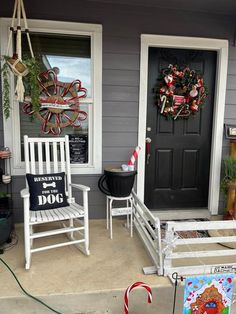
[0,197,9,211]
[0,211,12,246]
[98,168,137,197]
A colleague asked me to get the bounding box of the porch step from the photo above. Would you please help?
[152,208,210,220]
[0,286,170,314]
[78,312,110,314]
[1,284,235,314]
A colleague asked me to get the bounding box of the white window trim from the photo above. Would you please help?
[0,18,102,175]
[138,34,228,216]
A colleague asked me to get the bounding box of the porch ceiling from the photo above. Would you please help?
[86,0,236,17]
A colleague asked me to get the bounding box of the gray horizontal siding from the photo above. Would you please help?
[103,85,139,102]
[222,46,236,212]
[103,53,139,70]
[1,0,236,221]
[226,75,236,90]
[103,132,137,147]
[225,91,236,105]
[103,101,138,117]
[103,147,134,162]
[103,117,138,132]
[103,69,139,86]
[224,105,236,119]
[226,47,236,135]
[103,35,140,54]
[227,60,236,75]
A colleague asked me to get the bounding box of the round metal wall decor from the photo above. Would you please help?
[22,68,88,135]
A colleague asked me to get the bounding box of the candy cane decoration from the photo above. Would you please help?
[124,281,152,314]
[128,146,141,166]
[160,95,167,114]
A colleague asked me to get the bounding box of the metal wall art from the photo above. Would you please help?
[22,68,88,135]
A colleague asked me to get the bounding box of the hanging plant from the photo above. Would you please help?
[1,55,41,118]
[1,56,11,119]
[1,0,40,119]
[23,57,41,113]
[155,64,208,120]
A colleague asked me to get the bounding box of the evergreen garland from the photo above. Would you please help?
[23,58,41,113]
[1,58,11,119]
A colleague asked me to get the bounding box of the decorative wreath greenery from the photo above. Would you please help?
[155,64,208,120]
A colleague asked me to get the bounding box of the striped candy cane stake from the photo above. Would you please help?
[128,146,141,166]
[124,281,152,314]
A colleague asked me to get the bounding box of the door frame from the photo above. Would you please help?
[137,34,228,215]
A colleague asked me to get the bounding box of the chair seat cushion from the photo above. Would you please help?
[26,172,69,211]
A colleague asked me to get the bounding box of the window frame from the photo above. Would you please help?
[0,18,102,175]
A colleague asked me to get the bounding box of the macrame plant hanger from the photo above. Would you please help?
[6,0,34,102]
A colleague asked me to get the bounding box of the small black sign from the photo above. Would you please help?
[69,134,88,164]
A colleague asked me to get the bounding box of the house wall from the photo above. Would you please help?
[0,1,236,221]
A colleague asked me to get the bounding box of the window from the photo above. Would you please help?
[0,19,102,175]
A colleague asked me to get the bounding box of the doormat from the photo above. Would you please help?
[208,229,236,249]
[146,218,209,240]
[160,218,210,239]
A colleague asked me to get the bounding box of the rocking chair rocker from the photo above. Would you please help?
[21,135,90,269]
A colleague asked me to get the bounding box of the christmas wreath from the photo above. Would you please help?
[156,64,208,120]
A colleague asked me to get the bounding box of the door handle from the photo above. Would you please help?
[146,137,152,165]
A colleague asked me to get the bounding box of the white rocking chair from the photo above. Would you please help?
[20,135,90,269]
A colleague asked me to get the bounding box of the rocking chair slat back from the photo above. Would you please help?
[24,135,72,199]
[65,136,72,200]
[60,141,66,173]
[37,142,43,174]
[53,142,58,173]
[24,136,30,174]
[29,142,36,174]
[45,141,51,173]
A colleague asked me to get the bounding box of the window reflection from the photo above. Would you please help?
[20,33,91,164]
[45,55,91,97]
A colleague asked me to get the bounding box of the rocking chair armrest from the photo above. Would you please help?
[70,183,90,192]
[21,188,30,198]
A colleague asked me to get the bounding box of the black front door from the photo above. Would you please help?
[144,48,216,210]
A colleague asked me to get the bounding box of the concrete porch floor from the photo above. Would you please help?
[1,219,236,313]
[0,219,174,314]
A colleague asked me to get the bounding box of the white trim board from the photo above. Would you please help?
[137,34,229,215]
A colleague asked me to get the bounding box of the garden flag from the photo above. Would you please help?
[183,273,234,314]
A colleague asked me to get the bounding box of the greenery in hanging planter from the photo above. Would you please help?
[1,55,41,119]
[1,56,11,119]
[23,57,41,113]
